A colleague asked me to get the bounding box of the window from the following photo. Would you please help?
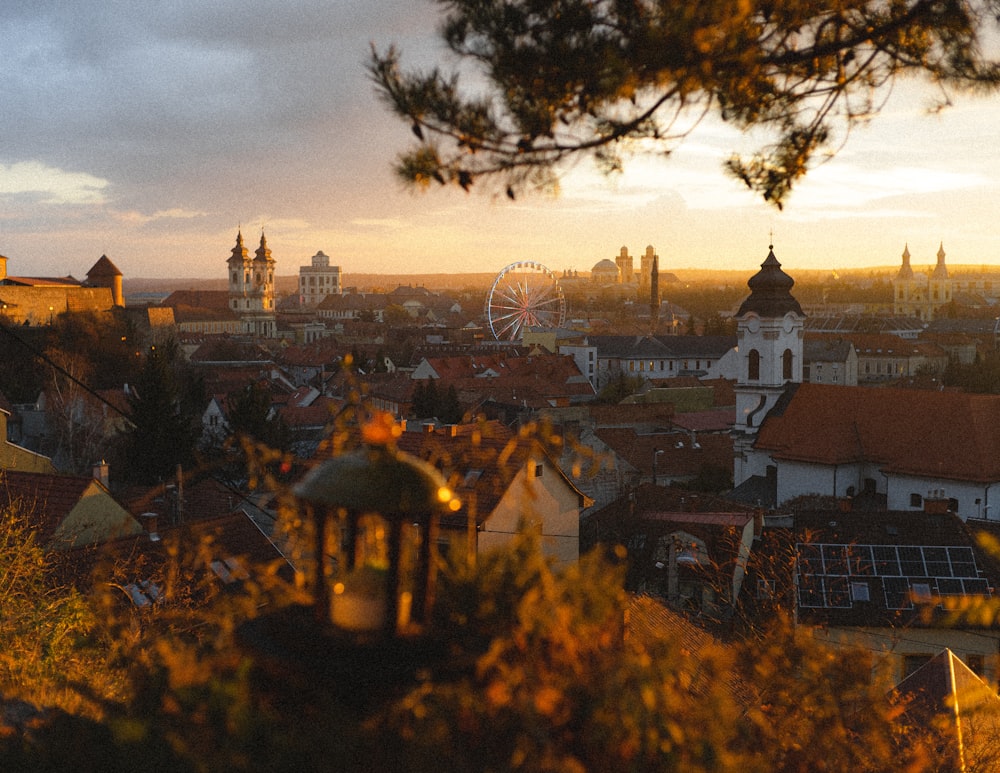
[910,493,923,508]
[534,462,543,477]
[782,349,793,380]
[966,654,985,676]
[748,349,760,380]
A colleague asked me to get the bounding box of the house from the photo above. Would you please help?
[395,422,593,563]
[591,426,733,490]
[847,333,948,383]
[730,244,1000,519]
[0,467,143,549]
[569,334,736,389]
[743,508,1000,688]
[802,335,858,386]
[743,382,1000,517]
[893,648,1000,772]
[586,483,757,619]
[411,352,596,415]
[0,408,56,473]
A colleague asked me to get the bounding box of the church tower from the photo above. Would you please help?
[892,244,919,317]
[928,241,952,313]
[227,229,251,312]
[733,245,805,486]
[227,229,277,338]
[615,246,634,284]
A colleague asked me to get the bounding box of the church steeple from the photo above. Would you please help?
[735,244,803,318]
[897,244,914,280]
[254,231,273,265]
[932,241,948,279]
[733,244,805,489]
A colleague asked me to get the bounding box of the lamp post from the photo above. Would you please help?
[293,440,459,639]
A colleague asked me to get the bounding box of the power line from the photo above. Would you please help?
[0,322,136,428]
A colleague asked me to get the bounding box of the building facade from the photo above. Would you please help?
[227,230,277,338]
[892,243,953,321]
[298,250,342,307]
[731,245,805,487]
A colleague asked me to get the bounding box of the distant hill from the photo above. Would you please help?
[124,264,1000,299]
[124,273,500,296]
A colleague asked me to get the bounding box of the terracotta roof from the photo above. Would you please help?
[279,397,337,429]
[845,334,947,357]
[755,383,1000,483]
[670,409,734,433]
[394,422,591,526]
[2,276,81,287]
[86,255,121,278]
[594,427,733,478]
[0,470,98,542]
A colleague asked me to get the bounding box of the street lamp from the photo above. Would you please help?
[293,439,460,639]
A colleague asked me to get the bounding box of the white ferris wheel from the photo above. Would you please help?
[485,261,566,341]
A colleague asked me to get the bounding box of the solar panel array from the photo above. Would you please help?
[796,543,991,610]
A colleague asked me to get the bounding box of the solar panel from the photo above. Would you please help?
[795,542,991,610]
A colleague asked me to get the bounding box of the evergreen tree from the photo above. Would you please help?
[226,381,291,452]
[371,0,1000,206]
[122,342,199,484]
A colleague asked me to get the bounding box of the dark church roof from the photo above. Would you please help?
[735,246,804,318]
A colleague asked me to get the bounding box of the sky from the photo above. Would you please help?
[4,1,1000,282]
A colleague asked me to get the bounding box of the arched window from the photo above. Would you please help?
[782,349,793,381]
[748,349,760,381]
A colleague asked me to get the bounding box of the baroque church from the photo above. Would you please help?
[731,245,1000,522]
[227,230,277,338]
[891,242,952,322]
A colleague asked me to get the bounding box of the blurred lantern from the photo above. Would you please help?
[293,439,459,639]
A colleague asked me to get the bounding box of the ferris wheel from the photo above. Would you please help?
[485,261,566,341]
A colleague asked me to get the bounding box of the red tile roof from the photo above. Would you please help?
[0,470,99,542]
[394,422,591,525]
[756,383,1000,483]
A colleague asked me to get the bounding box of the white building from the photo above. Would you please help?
[731,245,1000,521]
[298,250,342,307]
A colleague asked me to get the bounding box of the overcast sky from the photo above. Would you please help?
[4,1,1000,281]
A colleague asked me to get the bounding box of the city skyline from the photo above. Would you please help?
[3,2,1000,280]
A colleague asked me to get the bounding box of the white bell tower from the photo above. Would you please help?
[732,245,805,487]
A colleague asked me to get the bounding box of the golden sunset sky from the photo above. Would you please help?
[3,1,1000,281]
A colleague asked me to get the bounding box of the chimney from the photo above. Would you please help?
[92,459,109,488]
[140,512,161,542]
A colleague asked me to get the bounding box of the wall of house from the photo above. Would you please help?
[49,482,143,549]
[777,460,841,504]
[478,458,581,564]
[885,474,988,521]
[0,412,56,473]
[813,625,1000,687]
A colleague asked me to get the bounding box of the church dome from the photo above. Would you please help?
[735,246,804,318]
[592,258,618,272]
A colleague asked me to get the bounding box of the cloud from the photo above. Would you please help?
[113,207,208,225]
[0,161,108,205]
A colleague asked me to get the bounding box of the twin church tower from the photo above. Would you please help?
[227,229,277,338]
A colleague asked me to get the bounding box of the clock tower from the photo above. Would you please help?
[733,245,805,486]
